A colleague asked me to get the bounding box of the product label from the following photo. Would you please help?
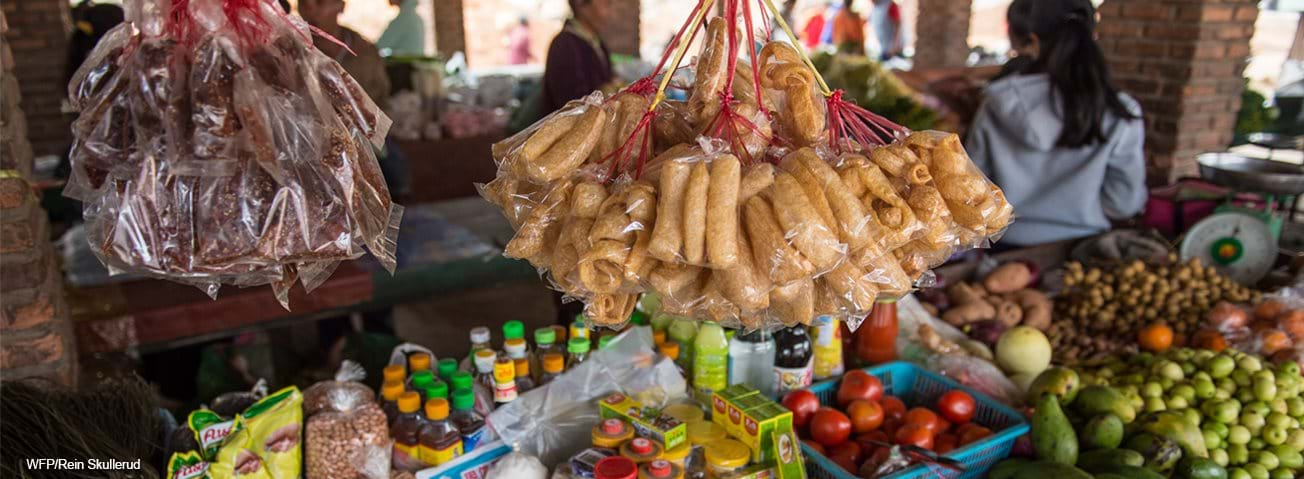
[492,361,515,384]
[461,427,485,452]
[393,443,423,470]
[419,440,464,466]
[813,317,844,379]
[773,359,813,395]
[493,383,517,403]
[693,353,728,397]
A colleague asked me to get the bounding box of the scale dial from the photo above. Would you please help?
[1180,212,1277,285]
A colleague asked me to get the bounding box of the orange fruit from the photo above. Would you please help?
[1278,310,1304,340]
[1259,329,1293,355]
[1255,300,1287,321]
[1138,323,1174,352]
[1191,330,1228,352]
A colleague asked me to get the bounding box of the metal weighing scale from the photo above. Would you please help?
[1181,153,1304,285]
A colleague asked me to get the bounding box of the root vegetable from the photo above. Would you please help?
[1012,289,1052,330]
[942,300,995,327]
[983,262,1032,294]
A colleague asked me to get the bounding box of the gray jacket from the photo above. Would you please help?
[966,73,1147,246]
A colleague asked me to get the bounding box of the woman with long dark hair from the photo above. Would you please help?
[967,0,1146,246]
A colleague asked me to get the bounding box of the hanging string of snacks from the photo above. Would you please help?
[482,0,1013,330]
[66,0,402,308]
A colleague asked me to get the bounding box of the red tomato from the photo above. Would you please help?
[953,422,981,438]
[859,430,890,445]
[837,370,885,406]
[934,433,959,454]
[811,407,853,447]
[782,390,821,430]
[803,439,826,456]
[904,407,942,433]
[936,415,953,434]
[831,453,858,473]
[880,417,900,442]
[879,395,907,422]
[829,440,864,466]
[846,399,885,434]
[937,390,976,424]
[894,423,935,450]
[959,425,993,446]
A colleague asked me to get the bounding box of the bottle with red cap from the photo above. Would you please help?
[638,459,683,479]
[594,456,639,479]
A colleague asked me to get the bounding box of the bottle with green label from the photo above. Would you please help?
[668,318,698,372]
[693,321,728,400]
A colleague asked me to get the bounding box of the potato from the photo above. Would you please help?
[1012,289,1052,330]
[983,262,1032,294]
[941,300,995,326]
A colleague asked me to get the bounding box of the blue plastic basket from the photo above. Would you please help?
[802,362,1028,479]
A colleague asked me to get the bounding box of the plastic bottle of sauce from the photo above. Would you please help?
[653,329,667,347]
[449,388,486,453]
[595,456,639,479]
[410,371,436,402]
[639,459,684,479]
[620,437,664,465]
[570,316,590,343]
[856,299,898,365]
[408,352,432,375]
[380,380,406,425]
[424,381,449,402]
[383,364,406,384]
[703,439,749,478]
[812,315,845,380]
[461,326,492,371]
[667,319,698,373]
[503,321,532,367]
[567,336,591,369]
[391,391,427,471]
[692,322,728,401]
[450,370,474,395]
[436,358,459,383]
[418,398,463,467]
[534,328,560,380]
[591,418,635,448]
[773,324,814,396]
[504,337,529,364]
[471,350,497,416]
[539,353,565,386]
[599,334,617,350]
[492,355,518,406]
[513,358,535,393]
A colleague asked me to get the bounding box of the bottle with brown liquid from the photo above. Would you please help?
[418,398,463,467]
[539,353,565,386]
[380,380,406,426]
[391,391,428,471]
[408,352,432,375]
[513,358,536,393]
[450,388,486,452]
[492,356,518,405]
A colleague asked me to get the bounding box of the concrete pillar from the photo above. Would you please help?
[913,0,971,69]
[433,0,467,59]
[0,0,71,157]
[1097,0,1260,183]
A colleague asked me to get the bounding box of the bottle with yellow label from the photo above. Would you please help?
[492,356,518,405]
[812,316,845,380]
[391,392,427,471]
[418,398,463,467]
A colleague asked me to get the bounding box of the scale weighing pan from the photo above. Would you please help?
[1198,152,1304,197]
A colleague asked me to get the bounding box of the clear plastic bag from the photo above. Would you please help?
[304,361,391,479]
[65,0,402,308]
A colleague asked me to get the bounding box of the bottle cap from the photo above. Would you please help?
[600,418,627,435]
[687,420,727,445]
[653,329,666,346]
[534,328,556,346]
[568,337,591,354]
[474,349,497,372]
[470,326,491,344]
[398,391,421,413]
[661,442,690,462]
[450,370,473,390]
[408,353,432,372]
[411,371,436,390]
[383,365,406,383]
[503,320,525,340]
[593,457,637,479]
[598,335,614,350]
[657,342,679,360]
[663,403,705,423]
[628,438,653,454]
[543,353,565,373]
[380,380,405,401]
[704,439,749,468]
[513,358,531,377]
[505,338,527,357]
[436,358,458,381]
[424,398,450,420]
[424,381,448,401]
[646,460,673,477]
[451,388,475,411]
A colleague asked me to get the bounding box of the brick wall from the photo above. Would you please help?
[433,0,467,59]
[1098,0,1259,183]
[0,0,70,158]
[0,11,77,386]
[913,0,971,68]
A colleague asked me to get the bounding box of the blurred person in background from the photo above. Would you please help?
[869,0,901,60]
[831,0,866,55]
[507,17,533,65]
[966,0,1145,247]
[298,0,390,105]
[377,0,426,57]
[540,0,615,114]
[800,3,828,51]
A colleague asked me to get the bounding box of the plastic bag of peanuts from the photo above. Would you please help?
[303,361,391,479]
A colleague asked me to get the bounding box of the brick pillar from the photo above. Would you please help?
[913,0,971,69]
[1098,0,1259,183]
[606,0,641,57]
[433,0,467,60]
[0,0,70,157]
[0,12,77,386]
